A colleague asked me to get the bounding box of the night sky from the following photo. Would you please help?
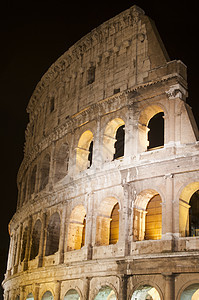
[0,0,199,297]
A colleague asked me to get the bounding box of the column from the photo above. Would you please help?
[58,205,67,264]
[85,192,94,259]
[163,273,175,300]
[163,174,174,239]
[24,216,32,270]
[122,182,131,255]
[34,284,40,300]
[38,212,47,267]
[118,275,129,300]
[54,281,61,300]
[15,224,23,273]
[92,117,102,168]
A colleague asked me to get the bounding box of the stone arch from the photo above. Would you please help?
[39,154,50,191]
[177,282,199,300]
[94,285,117,300]
[179,182,199,237]
[15,295,20,300]
[21,226,28,262]
[76,130,94,172]
[45,212,61,256]
[64,289,81,299]
[67,205,86,251]
[131,284,162,300]
[103,118,125,162]
[26,293,34,300]
[42,291,54,300]
[95,197,120,246]
[133,189,162,241]
[30,219,42,260]
[54,143,69,183]
[138,104,165,152]
[29,165,37,196]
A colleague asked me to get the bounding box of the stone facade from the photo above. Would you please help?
[2,5,199,300]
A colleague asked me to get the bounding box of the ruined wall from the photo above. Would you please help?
[3,5,199,300]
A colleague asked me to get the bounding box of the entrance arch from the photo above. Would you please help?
[180,283,199,300]
[64,289,80,299]
[42,291,54,300]
[26,293,34,300]
[131,285,161,300]
[179,182,199,237]
[94,286,117,299]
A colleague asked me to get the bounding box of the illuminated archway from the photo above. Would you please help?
[131,285,161,300]
[103,118,125,162]
[76,130,93,172]
[96,197,119,246]
[133,190,162,241]
[139,105,164,152]
[64,289,80,300]
[94,286,117,300]
[30,219,42,260]
[179,182,199,237]
[67,205,86,251]
[54,143,69,183]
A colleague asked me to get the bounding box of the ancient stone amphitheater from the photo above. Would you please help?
[2,5,199,300]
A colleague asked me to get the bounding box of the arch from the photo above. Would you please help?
[179,182,199,237]
[180,283,199,300]
[76,130,93,172]
[54,143,69,183]
[26,293,34,300]
[39,154,50,191]
[103,118,125,162]
[67,205,86,251]
[147,112,164,150]
[138,105,165,152]
[64,289,80,300]
[21,226,28,262]
[30,219,42,260]
[15,296,20,300]
[30,165,37,195]
[131,285,161,300]
[96,197,119,246]
[45,212,60,256]
[133,190,162,241]
[42,291,54,300]
[94,285,117,300]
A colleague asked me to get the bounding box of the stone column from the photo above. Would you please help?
[85,192,94,259]
[122,182,131,255]
[118,275,129,300]
[38,212,47,267]
[15,224,23,272]
[24,216,32,270]
[55,281,61,300]
[93,117,102,168]
[163,174,174,239]
[34,284,40,300]
[58,205,67,264]
[163,273,175,300]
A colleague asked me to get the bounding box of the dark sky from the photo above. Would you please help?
[0,0,199,297]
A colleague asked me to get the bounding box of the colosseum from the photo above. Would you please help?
[2,4,199,300]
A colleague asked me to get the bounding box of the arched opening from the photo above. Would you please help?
[103,118,125,162]
[109,203,119,245]
[45,212,60,256]
[76,130,93,172]
[179,182,199,237]
[15,296,20,300]
[30,165,37,195]
[131,285,161,300]
[54,143,69,183]
[113,125,125,159]
[133,190,162,241]
[30,219,42,260]
[180,283,199,300]
[21,175,27,205]
[64,289,80,300]
[139,105,164,152]
[147,112,164,150]
[94,286,117,300]
[39,154,50,191]
[42,291,54,300]
[96,197,119,246]
[21,226,28,262]
[145,195,162,240]
[67,205,86,251]
[26,293,34,300]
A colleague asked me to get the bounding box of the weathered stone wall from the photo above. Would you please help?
[3,5,199,300]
